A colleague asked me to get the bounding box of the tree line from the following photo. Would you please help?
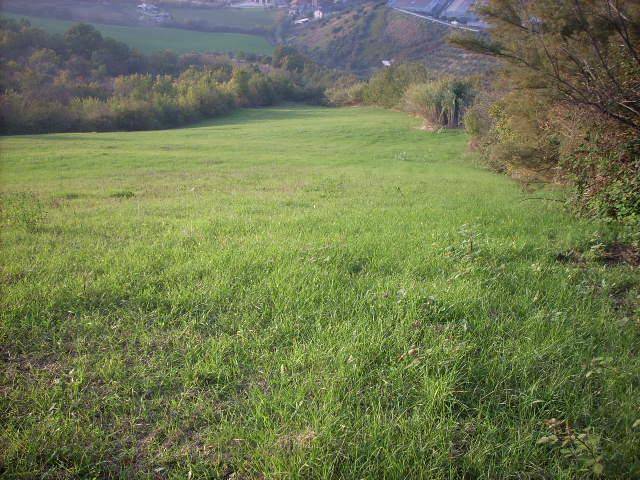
[0,18,339,133]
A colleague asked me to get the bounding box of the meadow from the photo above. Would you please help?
[2,13,274,55]
[1,106,638,478]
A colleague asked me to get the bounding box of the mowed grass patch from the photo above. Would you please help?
[2,13,274,55]
[1,106,638,478]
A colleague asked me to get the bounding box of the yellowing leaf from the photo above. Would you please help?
[536,435,557,445]
[593,462,604,476]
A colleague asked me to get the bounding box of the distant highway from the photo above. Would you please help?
[392,7,482,32]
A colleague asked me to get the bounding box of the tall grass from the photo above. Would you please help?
[403,79,475,129]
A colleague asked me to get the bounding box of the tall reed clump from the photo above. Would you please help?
[402,79,475,129]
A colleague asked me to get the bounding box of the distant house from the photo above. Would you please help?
[290,0,314,15]
[137,3,173,23]
[137,3,160,14]
[381,60,393,67]
[313,9,324,19]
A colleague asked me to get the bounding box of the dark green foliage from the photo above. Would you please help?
[557,114,640,223]
[64,23,104,58]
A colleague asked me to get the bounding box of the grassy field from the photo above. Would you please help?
[2,13,274,55]
[166,7,279,29]
[1,106,638,478]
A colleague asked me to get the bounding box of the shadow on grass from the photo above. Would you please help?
[20,105,330,141]
[184,104,330,129]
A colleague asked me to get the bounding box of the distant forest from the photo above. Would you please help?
[0,17,341,133]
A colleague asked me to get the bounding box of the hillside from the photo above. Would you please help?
[287,2,492,75]
[389,0,484,27]
[1,0,490,75]
[2,106,638,478]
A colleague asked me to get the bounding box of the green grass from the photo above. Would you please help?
[2,12,274,55]
[1,106,638,478]
[166,7,279,29]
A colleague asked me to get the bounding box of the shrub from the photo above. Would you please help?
[551,108,640,223]
[326,82,366,106]
[362,63,432,108]
[70,97,114,131]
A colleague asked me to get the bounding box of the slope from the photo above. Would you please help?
[1,106,638,478]
[287,2,492,74]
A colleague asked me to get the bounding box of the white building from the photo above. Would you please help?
[137,3,172,23]
[137,3,160,14]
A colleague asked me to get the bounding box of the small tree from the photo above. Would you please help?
[451,0,640,133]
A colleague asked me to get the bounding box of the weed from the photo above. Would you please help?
[110,190,136,199]
[538,419,605,476]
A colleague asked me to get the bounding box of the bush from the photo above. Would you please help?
[0,91,74,133]
[362,63,432,108]
[70,97,114,131]
[326,82,366,106]
[463,104,483,137]
[551,108,640,223]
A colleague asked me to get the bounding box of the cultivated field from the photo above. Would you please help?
[2,13,274,55]
[166,6,279,29]
[2,1,279,31]
[1,106,638,477]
